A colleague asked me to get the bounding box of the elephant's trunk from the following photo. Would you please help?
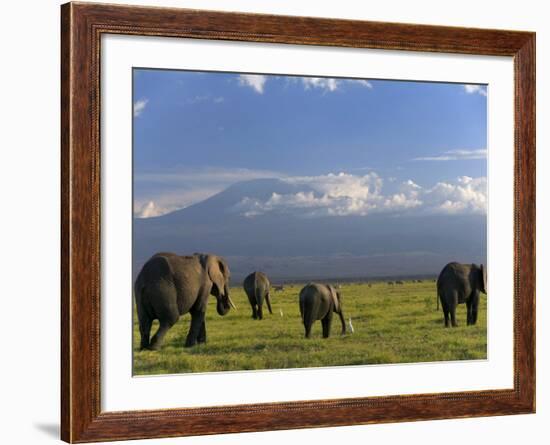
[265,293,273,315]
[216,299,230,316]
[216,284,234,315]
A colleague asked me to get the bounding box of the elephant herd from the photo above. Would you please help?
[134,252,486,351]
[242,271,346,338]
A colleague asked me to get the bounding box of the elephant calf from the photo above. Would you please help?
[243,271,273,320]
[437,262,487,327]
[299,283,346,338]
[134,252,236,350]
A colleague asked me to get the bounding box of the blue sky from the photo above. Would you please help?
[133,69,487,218]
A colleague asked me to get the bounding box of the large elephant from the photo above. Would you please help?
[437,262,487,327]
[299,283,346,338]
[243,271,273,320]
[134,252,236,350]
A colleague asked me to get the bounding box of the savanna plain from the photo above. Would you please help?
[133,280,487,375]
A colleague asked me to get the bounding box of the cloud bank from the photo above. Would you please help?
[238,74,373,94]
[134,168,486,219]
[234,173,486,218]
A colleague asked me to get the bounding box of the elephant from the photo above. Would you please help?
[437,262,487,327]
[243,271,273,320]
[299,283,346,338]
[134,252,236,350]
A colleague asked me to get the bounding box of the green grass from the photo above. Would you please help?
[133,281,487,375]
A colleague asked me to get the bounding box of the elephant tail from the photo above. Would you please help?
[254,273,264,308]
[134,255,174,317]
[300,289,319,330]
[134,274,148,319]
[134,274,144,304]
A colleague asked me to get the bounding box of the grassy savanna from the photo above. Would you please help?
[133,281,487,375]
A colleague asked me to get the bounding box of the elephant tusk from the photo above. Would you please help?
[348,317,355,334]
[227,295,237,310]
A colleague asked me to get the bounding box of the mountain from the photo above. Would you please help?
[133,178,487,282]
[154,178,314,223]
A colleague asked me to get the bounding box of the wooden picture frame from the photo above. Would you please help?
[61,2,535,442]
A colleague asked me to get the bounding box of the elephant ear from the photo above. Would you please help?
[205,255,227,296]
[480,264,487,294]
[327,285,340,312]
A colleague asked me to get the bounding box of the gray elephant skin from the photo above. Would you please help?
[134,252,236,349]
[243,271,273,319]
[299,283,346,338]
[437,262,486,327]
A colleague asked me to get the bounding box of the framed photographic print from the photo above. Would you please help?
[61,2,535,442]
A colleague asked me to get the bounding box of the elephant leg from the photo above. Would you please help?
[251,305,258,319]
[138,315,153,350]
[445,291,459,327]
[471,291,480,325]
[304,321,313,338]
[185,310,205,347]
[257,305,263,320]
[197,320,207,344]
[321,312,333,338]
[149,317,177,350]
[450,305,458,327]
[440,298,450,327]
[466,300,473,325]
[443,310,450,327]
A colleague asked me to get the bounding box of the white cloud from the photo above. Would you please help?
[234,173,486,218]
[238,75,267,94]
[464,84,488,96]
[350,79,373,89]
[234,172,421,217]
[134,187,221,218]
[134,201,172,218]
[302,77,339,92]
[413,149,487,161]
[403,179,421,189]
[290,172,381,199]
[426,176,487,215]
[383,193,422,210]
[135,167,487,219]
[301,77,373,93]
[133,98,148,117]
[237,74,372,94]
